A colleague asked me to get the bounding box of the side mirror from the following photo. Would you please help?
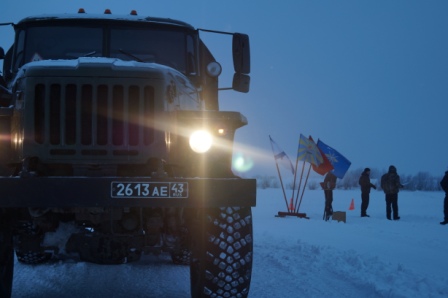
[232,73,250,93]
[0,47,4,60]
[232,33,250,74]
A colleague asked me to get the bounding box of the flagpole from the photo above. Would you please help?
[275,159,289,211]
[290,148,301,212]
[269,137,289,211]
[293,155,306,213]
[296,163,312,213]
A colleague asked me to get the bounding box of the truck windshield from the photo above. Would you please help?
[14,24,195,74]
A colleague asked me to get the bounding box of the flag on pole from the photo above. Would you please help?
[309,136,334,176]
[297,134,323,166]
[316,139,351,179]
[269,136,295,175]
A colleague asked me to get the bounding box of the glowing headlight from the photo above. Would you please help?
[189,130,213,153]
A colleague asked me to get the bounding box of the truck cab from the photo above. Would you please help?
[0,9,255,298]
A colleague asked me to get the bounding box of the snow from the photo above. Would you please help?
[11,188,448,297]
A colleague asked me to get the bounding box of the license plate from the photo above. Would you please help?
[111,182,188,198]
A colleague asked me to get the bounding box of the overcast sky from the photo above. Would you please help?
[1,0,448,178]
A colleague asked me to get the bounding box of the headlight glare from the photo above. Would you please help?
[189,130,213,153]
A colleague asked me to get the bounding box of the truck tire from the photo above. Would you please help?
[170,226,191,265]
[0,228,14,298]
[15,222,52,264]
[16,249,52,264]
[190,207,253,298]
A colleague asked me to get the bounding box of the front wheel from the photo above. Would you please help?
[0,227,14,298]
[170,226,191,265]
[190,207,253,298]
[15,222,52,264]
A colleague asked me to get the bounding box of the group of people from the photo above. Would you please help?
[358,166,403,220]
[322,165,413,221]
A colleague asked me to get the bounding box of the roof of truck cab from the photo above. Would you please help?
[16,12,195,30]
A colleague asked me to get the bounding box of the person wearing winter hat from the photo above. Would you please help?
[358,168,376,217]
[380,165,404,220]
[322,171,337,221]
[439,170,448,225]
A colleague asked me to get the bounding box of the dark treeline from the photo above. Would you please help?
[255,167,444,191]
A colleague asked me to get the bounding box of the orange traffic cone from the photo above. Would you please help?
[348,198,355,210]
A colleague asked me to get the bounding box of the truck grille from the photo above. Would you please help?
[33,83,154,156]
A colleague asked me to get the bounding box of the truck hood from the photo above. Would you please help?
[14,57,184,81]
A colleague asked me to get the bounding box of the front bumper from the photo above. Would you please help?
[0,177,256,208]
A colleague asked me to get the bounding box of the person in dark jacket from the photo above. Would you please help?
[359,168,376,217]
[439,171,448,225]
[380,165,403,220]
[322,172,337,221]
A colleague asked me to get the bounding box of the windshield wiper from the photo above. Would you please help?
[118,49,143,62]
[81,51,97,57]
[69,51,97,58]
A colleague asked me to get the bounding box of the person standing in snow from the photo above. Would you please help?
[380,165,403,220]
[322,171,337,221]
[439,171,448,225]
[359,167,376,217]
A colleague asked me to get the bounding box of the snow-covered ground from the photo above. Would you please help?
[11,188,448,297]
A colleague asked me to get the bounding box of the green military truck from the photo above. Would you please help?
[0,9,256,298]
